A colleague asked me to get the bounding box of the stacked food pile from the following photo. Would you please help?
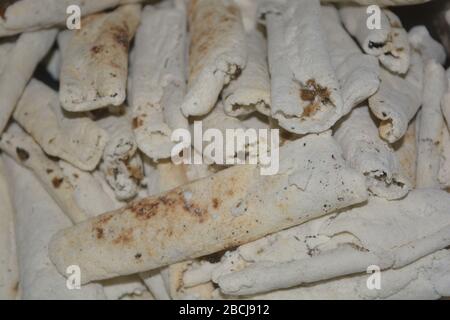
[1,0,450,300]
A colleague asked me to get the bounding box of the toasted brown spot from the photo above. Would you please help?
[51,177,64,188]
[73,173,79,179]
[212,198,219,209]
[183,201,208,222]
[130,199,160,220]
[135,253,142,259]
[46,169,54,174]
[91,45,104,54]
[16,147,30,161]
[128,191,209,223]
[111,25,130,49]
[229,65,242,80]
[97,213,114,226]
[95,227,104,239]
[188,0,240,81]
[159,195,177,207]
[132,117,143,129]
[128,165,144,182]
[300,89,316,102]
[302,102,320,118]
[113,228,134,245]
[91,214,113,239]
[299,79,332,118]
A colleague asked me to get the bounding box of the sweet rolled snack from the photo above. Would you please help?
[124,158,215,299]
[13,80,108,171]
[0,28,57,135]
[368,51,424,143]
[59,161,149,300]
[60,5,141,112]
[59,161,117,217]
[95,107,144,201]
[139,161,186,300]
[416,60,448,188]
[321,5,380,113]
[263,0,345,135]
[239,250,450,300]
[339,6,410,74]
[140,161,215,300]
[181,0,247,117]
[222,29,271,117]
[0,0,144,37]
[48,132,367,284]
[213,189,450,296]
[1,155,105,300]
[441,68,450,132]
[320,190,450,270]
[335,106,411,200]
[129,4,189,161]
[164,163,215,300]
[0,124,88,224]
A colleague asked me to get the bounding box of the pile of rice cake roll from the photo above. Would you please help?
[0,0,450,300]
